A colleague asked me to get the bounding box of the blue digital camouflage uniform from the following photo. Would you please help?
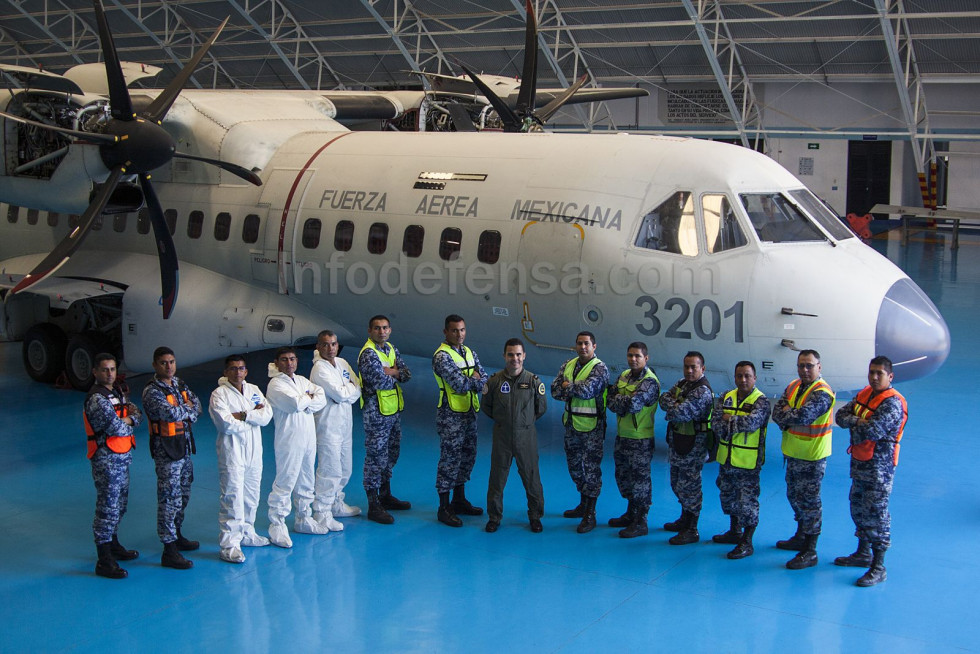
[659,378,713,516]
[772,382,834,535]
[551,357,609,498]
[712,392,771,528]
[359,343,412,492]
[142,376,202,544]
[433,345,488,493]
[606,369,660,507]
[836,391,906,550]
[86,389,142,544]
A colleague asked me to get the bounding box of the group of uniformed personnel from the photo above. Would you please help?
[83,318,907,589]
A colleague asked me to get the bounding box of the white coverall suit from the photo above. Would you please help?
[311,352,362,522]
[209,377,273,550]
[266,371,327,536]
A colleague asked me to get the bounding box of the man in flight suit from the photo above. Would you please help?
[482,338,548,533]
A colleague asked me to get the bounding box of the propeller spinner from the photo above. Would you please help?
[5,0,260,318]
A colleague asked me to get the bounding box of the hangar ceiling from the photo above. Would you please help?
[1,0,979,144]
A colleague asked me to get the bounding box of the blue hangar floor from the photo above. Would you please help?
[1,227,977,654]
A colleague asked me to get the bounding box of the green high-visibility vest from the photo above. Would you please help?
[780,378,834,461]
[717,387,766,469]
[562,357,605,432]
[358,340,404,416]
[433,343,480,413]
[615,368,659,440]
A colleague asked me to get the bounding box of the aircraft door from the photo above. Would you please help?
[251,168,315,294]
[516,220,585,350]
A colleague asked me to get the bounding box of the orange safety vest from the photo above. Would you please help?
[847,386,908,466]
[84,387,134,458]
[149,388,191,438]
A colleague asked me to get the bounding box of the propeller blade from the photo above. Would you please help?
[516,0,538,116]
[458,64,522,132]
[536,74,588,123]
[172,152,262,186]
[447,104,478,132]
[0,109,117,145]
[144,17,230,124]
[138,175,179,319]
[10,167,125,295]
[91,0,135,121]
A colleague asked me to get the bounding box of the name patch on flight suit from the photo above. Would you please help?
[518,383,531,390]
[501,382,511,394]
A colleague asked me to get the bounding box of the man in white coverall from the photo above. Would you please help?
[310,330,362,532]
[266,346,328,547]
[209,355,273,563]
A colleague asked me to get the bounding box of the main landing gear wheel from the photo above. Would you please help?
[22,323,68,383]
[65,332,104,391]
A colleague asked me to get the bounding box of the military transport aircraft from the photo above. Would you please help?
[0,0,950,394]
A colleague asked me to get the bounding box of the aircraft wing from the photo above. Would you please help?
[872,204,980,221]
[0,63,84,95]
[417,71,648,108]
[529,86,648,107]
[0,269,126,310]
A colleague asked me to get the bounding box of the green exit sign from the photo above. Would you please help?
[807,143,820,150]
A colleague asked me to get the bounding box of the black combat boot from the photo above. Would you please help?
[712,515,742,544]
[856,548,887,587]
[619,504,649,539]
[834,539,873,567]
[95,542,127,579]
[451,484,483,516]
[728,525,756,559]
[576,496,598,533]
[668,511,700,545]
[175,529,199,552]
[380,480,411,510]
[786,533,819,569]
[109,534,139,561]
[776,524,806,551]
[563,494,586,518]
[367,490,394,525]
[161,541,193,569]
[608,501,634,528]
[437,492,463,527]
[663,510,686,532]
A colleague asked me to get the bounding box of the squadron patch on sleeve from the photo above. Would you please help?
[537,382,546,396]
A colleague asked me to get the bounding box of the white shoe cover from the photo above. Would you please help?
[268,522,293,548]
[220,547,246,564]
[332,498,362,518]
[294,516,329,535]
[314,511,344,532]
[241,530,271,547]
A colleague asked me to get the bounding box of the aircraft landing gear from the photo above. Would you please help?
[22,323,68,383]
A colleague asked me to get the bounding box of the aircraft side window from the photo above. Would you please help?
[439,227,462,261]
[137,209,150,235]
[368,222,389,255]
[402,225,424,258]
[113,214,127,233]
[478,230,501,264]
[302,218,322,249]
[634,191,697,256]
[703,194,747,254]
[7,205,19,224]
[242,214,260,244]
[47,212,59,227]
[789,189,854,241]
[27,209,39,226]
[214,212,231,242]
[739,193,824,243]
[164,209,177,236]
[187,210,204,239]
[335,220,354,252]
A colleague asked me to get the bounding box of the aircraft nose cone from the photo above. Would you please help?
[876,278,950,382]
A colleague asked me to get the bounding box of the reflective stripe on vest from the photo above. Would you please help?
[84,388,134,458]
[615,368,659,440]
[780,378,835,461]
[562,357,605,432]
[149,389,190,438]
[433,343,480,413]
[717,388,766,469]
[846,386,907,466]
[359,340,405,416]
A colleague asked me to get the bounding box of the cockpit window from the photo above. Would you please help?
[789,189,855,241]
[634,191,698,256]
[703,194,747,253]
[739,193,825,243]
